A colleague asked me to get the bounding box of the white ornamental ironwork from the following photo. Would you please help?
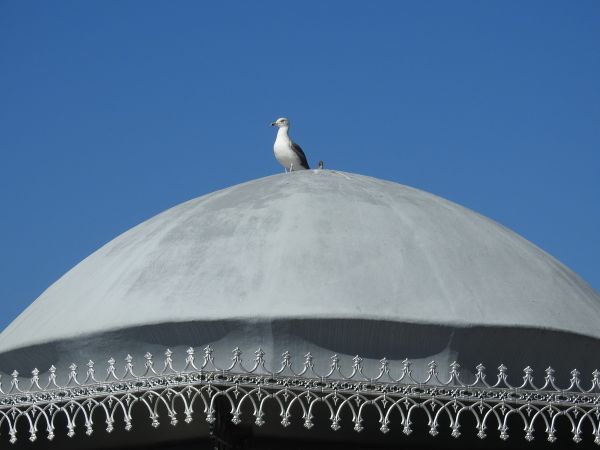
[1,347,600,445]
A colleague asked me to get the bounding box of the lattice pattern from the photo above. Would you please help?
[1,347,600,445]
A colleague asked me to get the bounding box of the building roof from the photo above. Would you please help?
[1,170,600,447]
[1,170,598,354]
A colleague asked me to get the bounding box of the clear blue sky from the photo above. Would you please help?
[1,2,598,332]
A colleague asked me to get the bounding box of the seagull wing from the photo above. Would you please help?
[291,142,310,169]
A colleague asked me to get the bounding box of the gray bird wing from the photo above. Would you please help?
[291,142,310,169]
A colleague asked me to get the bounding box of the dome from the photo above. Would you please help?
[1,170,599,380]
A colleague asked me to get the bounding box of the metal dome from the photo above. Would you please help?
[1,170,599,379]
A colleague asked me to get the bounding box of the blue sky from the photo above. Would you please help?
[0,1,598,332]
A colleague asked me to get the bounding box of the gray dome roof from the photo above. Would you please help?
[1,170,599,379]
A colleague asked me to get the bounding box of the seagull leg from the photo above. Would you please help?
[290,163,294,172]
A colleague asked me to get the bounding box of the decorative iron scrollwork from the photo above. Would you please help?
[1,347,599,445]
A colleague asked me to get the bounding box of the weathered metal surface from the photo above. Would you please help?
[1,171,599,373]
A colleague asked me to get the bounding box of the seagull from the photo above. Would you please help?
[270,117,309,172]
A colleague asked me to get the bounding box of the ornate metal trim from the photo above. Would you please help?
[1,347,600,445]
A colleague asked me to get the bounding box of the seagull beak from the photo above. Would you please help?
[270,122,276,127]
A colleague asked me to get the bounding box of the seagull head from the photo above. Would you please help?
[270,117,289,128]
